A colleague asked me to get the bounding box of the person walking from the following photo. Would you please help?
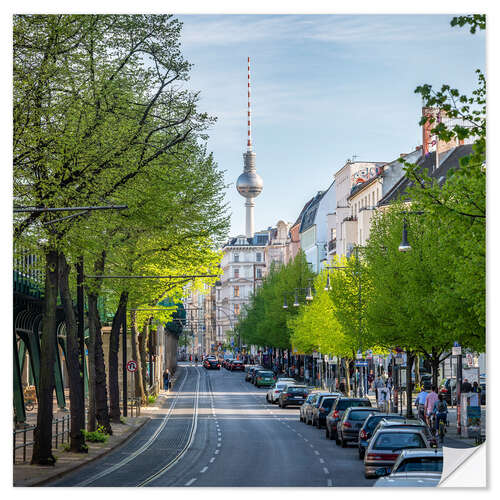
[470,381,481,406]
[462,378,472,393]
[415,387,429,421]
[163,369,170,391]
[375,376,385,403]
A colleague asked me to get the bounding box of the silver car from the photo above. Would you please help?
[364,428,432,478]
[373,448,443,487]
[266,381,295,404]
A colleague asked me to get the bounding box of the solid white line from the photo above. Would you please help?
[323,467,329,475]
[210,457,215,463]
[200,466,208,473]
[185,478,197,486]
[327,479,333,486]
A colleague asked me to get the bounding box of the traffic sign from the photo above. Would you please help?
[452,346,462,356]
[126,360,138,373]
[355,360,368,367]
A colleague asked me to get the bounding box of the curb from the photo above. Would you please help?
[26,416,151,487]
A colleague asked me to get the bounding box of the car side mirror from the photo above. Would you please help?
[375,467,390,477]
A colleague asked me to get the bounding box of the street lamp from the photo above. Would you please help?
[398,211,424,253]
[282,295,288,309]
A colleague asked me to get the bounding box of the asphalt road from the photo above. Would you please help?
[49,363,375,487]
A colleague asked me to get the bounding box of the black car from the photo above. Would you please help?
[312,394,342,428]
[337,406,380,448]
[278,385,309,408]
[325,397,372,442]
[203,358,220,370]
[358,413,406,459]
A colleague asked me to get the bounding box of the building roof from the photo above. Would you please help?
[224,232,269,248]
[378,144,474,207]
[299,191,325,233]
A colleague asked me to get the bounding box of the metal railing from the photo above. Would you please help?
[13,414,70,464]
[122,398,141,417]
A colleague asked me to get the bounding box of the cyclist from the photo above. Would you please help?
[414,387,428,421]
[424,385,439,430]
[433,393,448,443]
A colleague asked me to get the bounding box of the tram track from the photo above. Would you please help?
[75,365,199,487]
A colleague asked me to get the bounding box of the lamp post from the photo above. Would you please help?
[398,211,424,253]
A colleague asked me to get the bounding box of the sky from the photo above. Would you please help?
[175,14,485,237]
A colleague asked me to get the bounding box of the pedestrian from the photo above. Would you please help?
[414,387,429,421]
[432,393,448,437]
[339,379,346,394]
[424,385,439,428]
[374,376,385,402]
[163,368,170,391]
[462,378,472,393]
[368,370,375,391]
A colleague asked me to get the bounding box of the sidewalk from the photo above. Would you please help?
[13,386,176,487]
[365,391,485,449]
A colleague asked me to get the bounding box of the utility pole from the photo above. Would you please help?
[76,257,85,401]
[122,306,127,417]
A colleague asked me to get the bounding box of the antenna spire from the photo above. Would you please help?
[247,56,252,151]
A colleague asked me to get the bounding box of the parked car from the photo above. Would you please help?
[304,392,332,425]
[245,365,264,382]
[364,428,432,478]
[254,370,276,388]
[337,407,380,448]
[358,414,407,459]
[373,448,443,487]
[267,381,295,404]
[203,358,220,370]
[278,385,309,408]
[325,397,372,442]
[251,367,268,384]
[372,418,437,448]
[277,377,296,384]
[312,394,342,428]
[230,360,245,371]
[300,393,319,423]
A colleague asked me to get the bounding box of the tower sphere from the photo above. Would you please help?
[236,171,263,198]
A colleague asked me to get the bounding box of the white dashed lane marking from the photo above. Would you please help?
[185,478,197,486]
[200,466,208,473]
[323,467,329,475]
[210,457,215,463]
[215,450,220,454]
[319,458,325,464]
[327,479,333,486]
[314,450,320,455]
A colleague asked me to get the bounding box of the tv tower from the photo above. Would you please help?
[236,57,263,239]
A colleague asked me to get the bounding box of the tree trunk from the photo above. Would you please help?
[31,249,58,465]
[130,312,146,405]
[165,330,179,375]
[344,358,351,397]
[109,291,128,423]
[58,253,86,452]
[138,321,149,396]
[94,309,112,434]
[406,351,415,418]
[431,350,441,389]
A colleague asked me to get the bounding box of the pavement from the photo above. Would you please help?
[13,377,178,487]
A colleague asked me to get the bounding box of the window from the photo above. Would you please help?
[234,268,240,278]
[234,304,240,315]
[233,286,239,297]
[234,254,239,262]
[217,289,220,301]
[256,252,262,262]
[256,268,262,279]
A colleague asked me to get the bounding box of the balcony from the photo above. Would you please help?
[328,239,336,252]
[342,215,357,223]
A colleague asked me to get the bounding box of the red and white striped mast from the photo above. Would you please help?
[236,56,263,239]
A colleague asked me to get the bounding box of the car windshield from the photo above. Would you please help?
[275,383,287,390]
[337,400,371,410]
[366,416,404,432]
[373,432,425,451]
[321,398,336,410]
[288,387,307,393]
[395,457,443,473]
[348,410,374,421]
[258,371,274,377]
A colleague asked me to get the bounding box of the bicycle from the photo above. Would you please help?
[438,417,447,445]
